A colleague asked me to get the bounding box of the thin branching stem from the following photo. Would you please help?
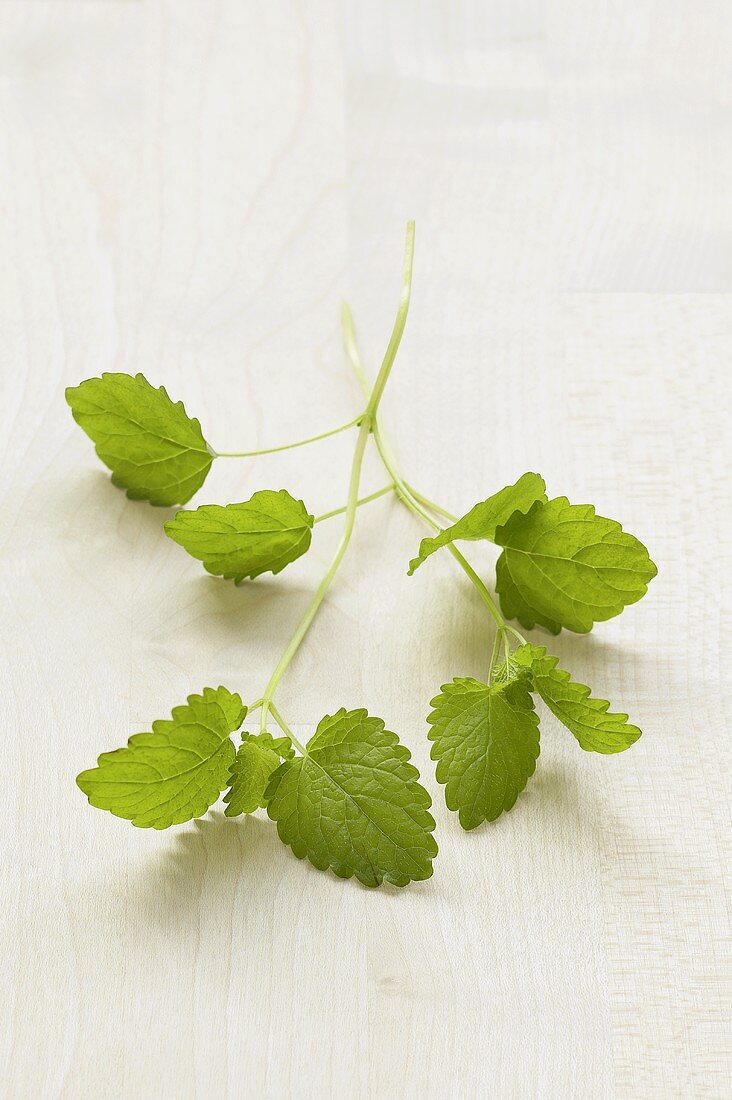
[341,301,508,634]
[258,223,416,739]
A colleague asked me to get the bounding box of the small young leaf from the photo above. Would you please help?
[224,732,295,817]
[495,497,657,633]
[265,708,437,888]
[164,489,314,582]
[408,472,546,574]
[513,644,641,754]
[427,677,540,829]
[76,687,245,828]
[66,372,214,506]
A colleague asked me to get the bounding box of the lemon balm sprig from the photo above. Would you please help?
[68,221,656,886]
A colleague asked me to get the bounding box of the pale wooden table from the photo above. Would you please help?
[1,3,729,1098]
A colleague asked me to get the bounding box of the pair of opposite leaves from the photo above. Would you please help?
[69,372,656,887]
[66,373,656,634]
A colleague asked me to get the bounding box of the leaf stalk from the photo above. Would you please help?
[313,483,395,524]
[214,415,363,458]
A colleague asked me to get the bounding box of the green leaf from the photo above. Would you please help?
[513,644,641,754]
[494,497,657,633]
[66,372,213,506]
[265,708,437,888]
[427,677,540,829]
[224,732,294,817]
[408,472,546,574]
[164,489,314,582]
[76,687,245,828]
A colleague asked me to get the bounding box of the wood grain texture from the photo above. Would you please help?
[1,2,729,1097]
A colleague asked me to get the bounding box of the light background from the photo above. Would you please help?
[1,2,730,1098]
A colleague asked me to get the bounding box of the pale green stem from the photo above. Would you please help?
[447,542,506,631]
[314,483,395,524]
[259,223,416,738]
[404,484,458,525]
[268,702,306,754]
[363,221,415,413]
[504,624,527,647]
[488,629,503,683]
[396,465,505,630]
[214,415,363,458]
[341,301,507,633]
[259,415,371,734]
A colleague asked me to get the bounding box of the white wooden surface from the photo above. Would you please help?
[1,3,730,1097]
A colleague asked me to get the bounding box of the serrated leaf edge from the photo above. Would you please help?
[495,496,657,634]
[407,472,547,575]
[223,729,295,817]
[76,686,246,829]
[426,678,541,829]
[265,708,438,888]
[65,372,214,506]
[515,644,642,754]
[164,490,314,582]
